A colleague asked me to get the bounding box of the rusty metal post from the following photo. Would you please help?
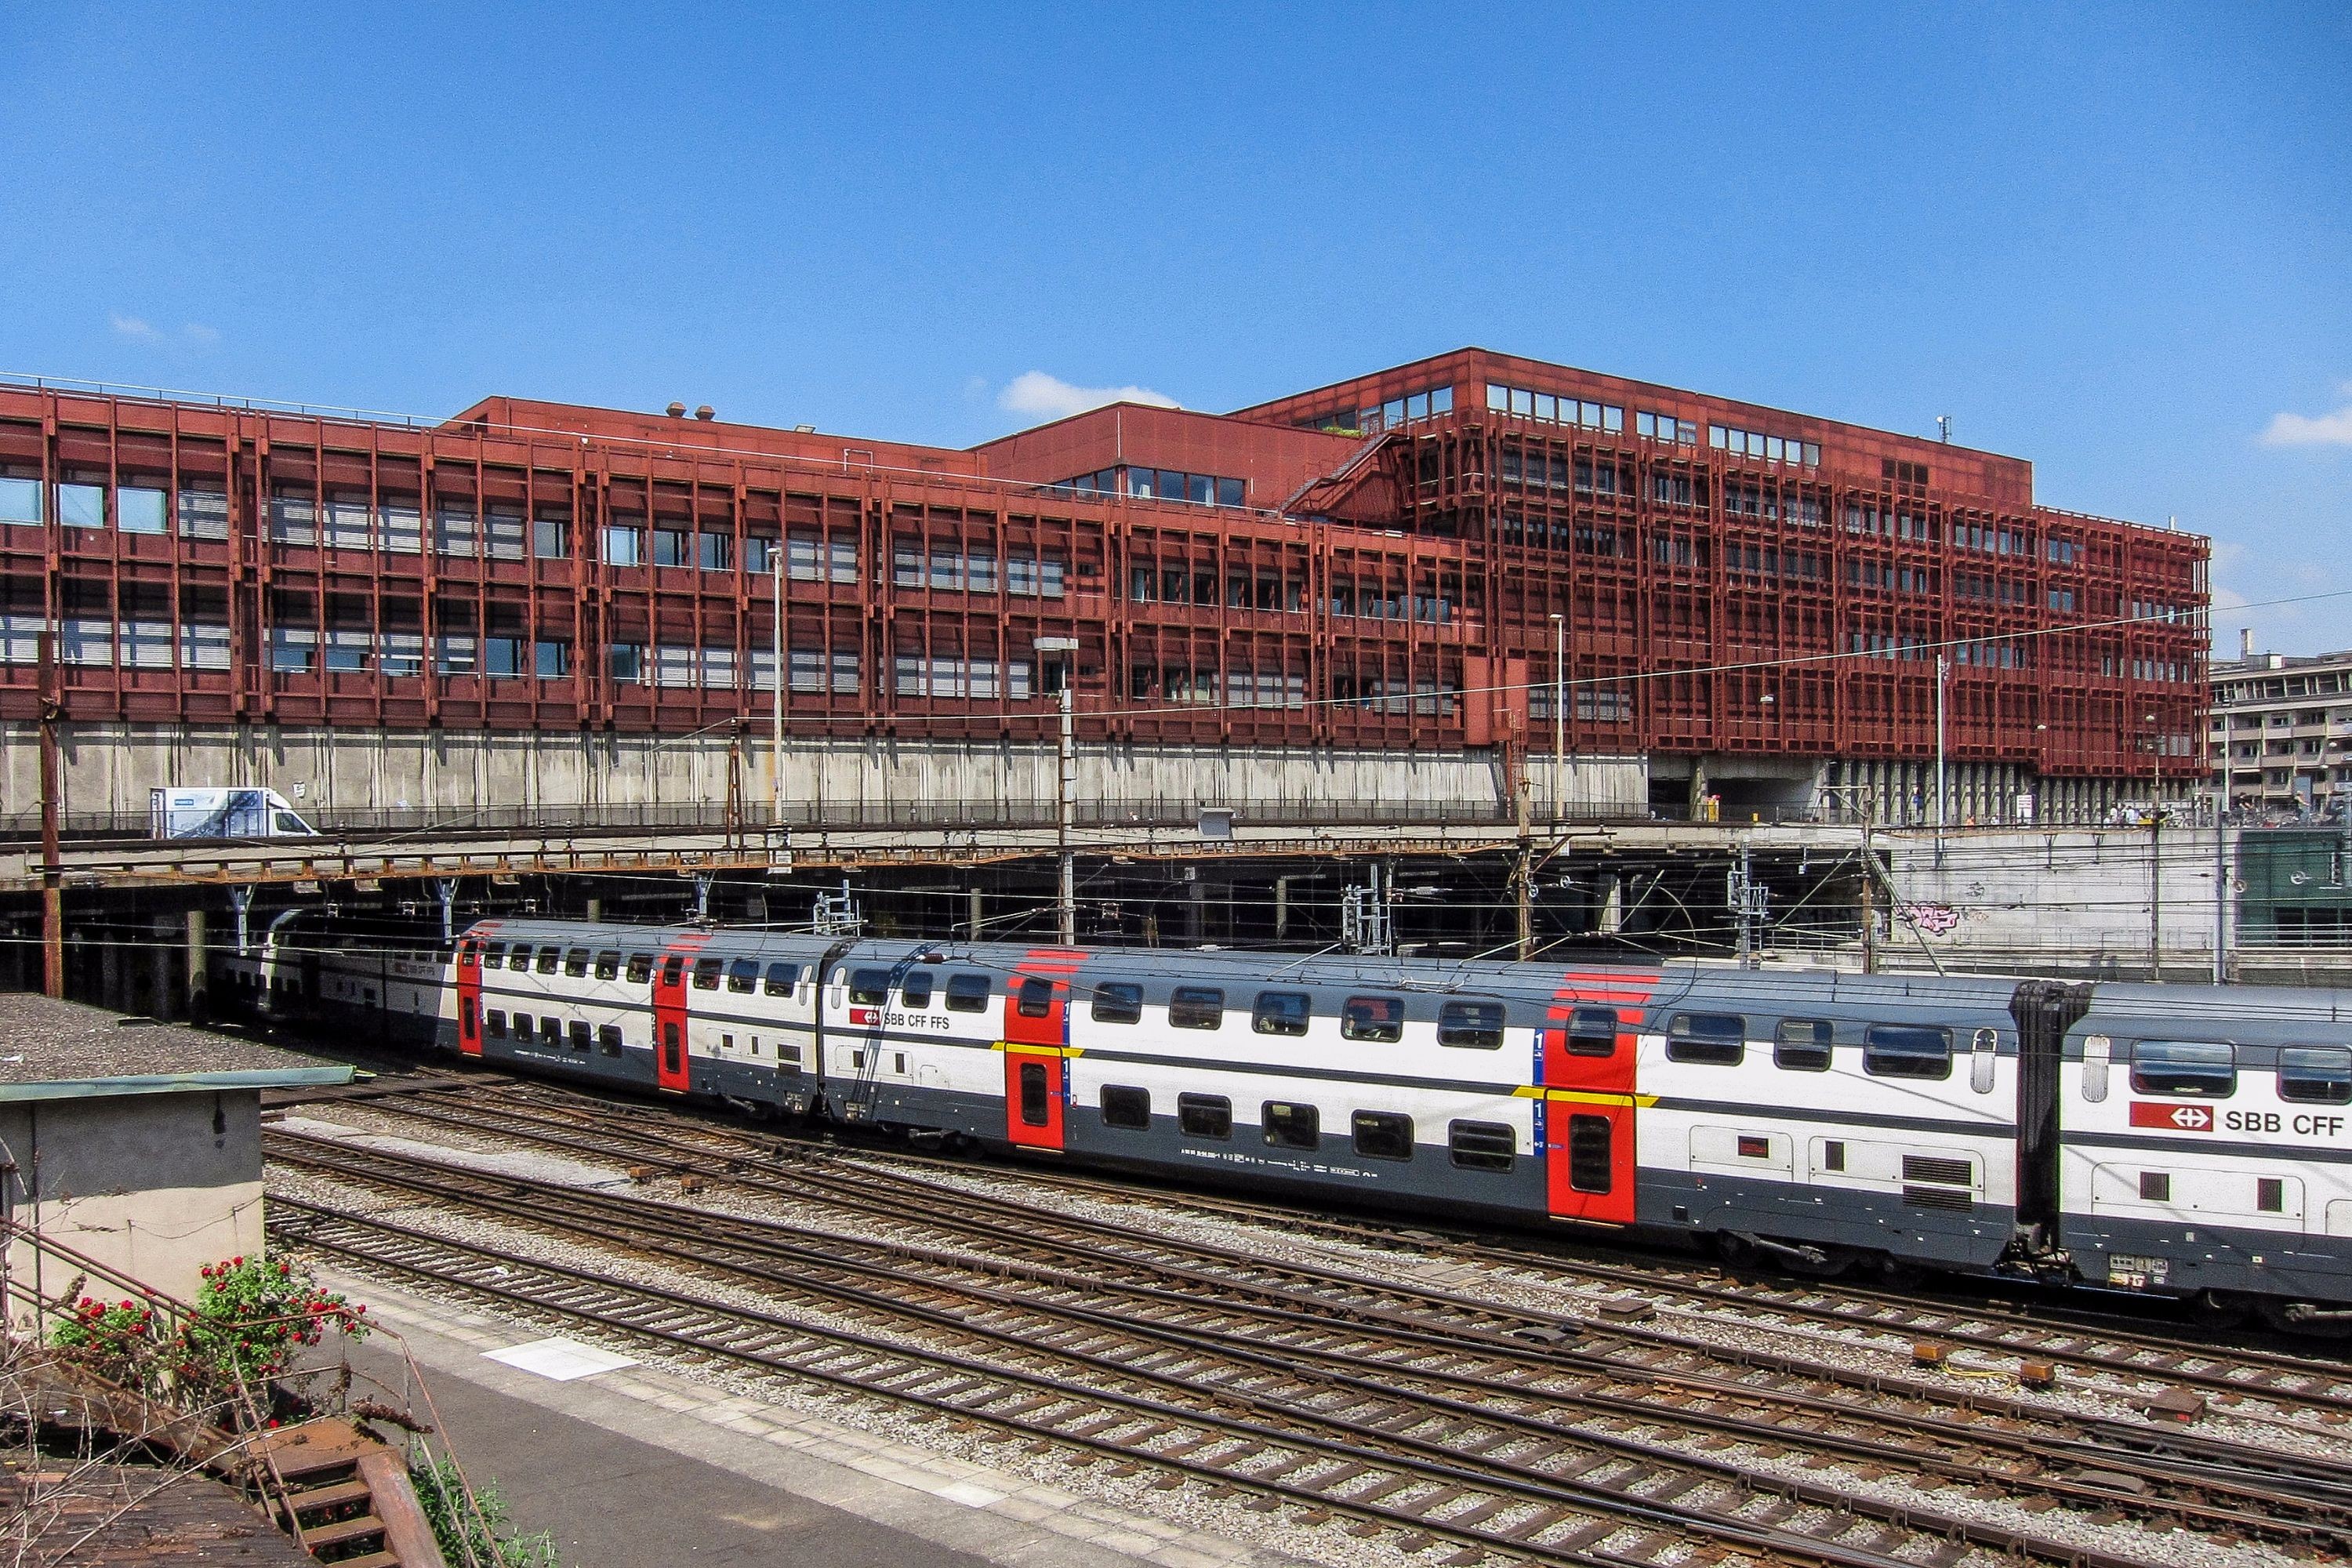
[37,627,63,999]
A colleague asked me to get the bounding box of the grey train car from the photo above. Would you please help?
[218,917,2352,1331]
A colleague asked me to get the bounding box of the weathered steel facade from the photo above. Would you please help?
[0,348,2207,813]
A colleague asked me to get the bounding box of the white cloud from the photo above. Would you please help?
[181,322,221,347]
[110,313,161,343]
[997,370,1178,421]
[2260,394,2352,448]
[111,314,220,347]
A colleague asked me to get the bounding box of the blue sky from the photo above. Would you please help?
[2,3,2346,651]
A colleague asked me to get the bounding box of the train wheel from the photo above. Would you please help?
[2187,1290,2249,1330]
[1713,1232,1760,1271]
[1786,1245,1856,1280]
[1871,1254,1926,1291]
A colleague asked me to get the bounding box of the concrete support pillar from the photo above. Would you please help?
[99,938,121,1014]
[149,921,174,1022]
[584,897,603,923]
[1273,877,1290,942]
[185,909,208,1020]
[967,886,984,940]
[1185,870,1204,948]
[1599,873,1624,935]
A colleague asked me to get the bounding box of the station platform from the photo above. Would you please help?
[327,1268,1316,1568]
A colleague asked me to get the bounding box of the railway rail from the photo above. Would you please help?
[266,1109,2352,1566]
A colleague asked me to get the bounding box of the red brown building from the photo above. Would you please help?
[0,349,2206,828]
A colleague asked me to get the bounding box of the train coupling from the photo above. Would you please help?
[2278,1301,2352,1327]
[1727,1232,1831,1269]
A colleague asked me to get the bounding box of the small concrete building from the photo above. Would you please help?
[0,996,349,1323]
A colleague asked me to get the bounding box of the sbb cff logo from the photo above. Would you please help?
[848,1007,879,1026]
[2129,1102,2212,1132]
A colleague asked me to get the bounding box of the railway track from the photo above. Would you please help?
[346,1083,2352,1434]
[267,1120,2352,1566]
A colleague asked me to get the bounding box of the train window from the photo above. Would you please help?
[2080,1034,2111,1102]
[1351,1110,1414,1161]
[1170,987,1226,1030]
[485,1009,507,1039]
[2259,1177,2285,1213]
[1668,1013,1744,1065]
[660,954,684,987]
[536,947,561,975]
[662,1022,681,1075]
[481,942,505,966]
[1438,1001,1504,1050]
[597,1024,622,1056]
[946,974,991,1012]
[901,971,933,1009]
[1261,1101,1319,1149]
[1341,996,1403,1044]
[512,1012,532,1040]
[564,948,590,978]
[2139,1171,2170,1202]
[1016,976,1055,1018]
[627,953,655,984]
[1566,1007,1618,1057]
[1773,1019,1832,1071]
[2130,1040,2235,1098]
[1863,1025,1952,1080]
[688,956,720,991]
[1448,1120,1515,1172]
[780,1042,803,1069]
[892,1051,905,1075]
[1567,1114,1613,1193]
[569,1020,593,1051]
[593,950,620,980]
[2278,1046,2352,1105]
[1253,991,1311,1036]
[849,968,891,1005]
[1018,1062,1049,1127]
[1178,1093,1231,1139]
[510,946,532,971]
[728,959,758,994]
[1101,1086,1151,1130]
[540,1017,562,1047]
[1969,1028,1999,1094]
[764,962,800,996]
[1736,1134,1770,1159]
[1820,1139,1846,1172]
[1091,983,1142,1024]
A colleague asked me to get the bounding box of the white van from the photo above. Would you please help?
[149,787,319,840]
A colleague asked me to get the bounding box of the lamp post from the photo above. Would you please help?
[1037,636,1080,945]
[2145,710,2161,979]
[1548,612,1565,824]
[771,550,785,829]
[1934,655,1949,834]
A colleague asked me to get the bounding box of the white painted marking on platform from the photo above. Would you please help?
[484,1337,641,1381]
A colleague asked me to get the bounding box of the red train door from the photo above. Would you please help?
[652,933,713,1094]
[1540,968,1660,1225]
[1003,949,1084,1150]
[454,932,486,1058]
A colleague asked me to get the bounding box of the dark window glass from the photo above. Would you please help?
[1449,1120,1515,1171]
[901,970,933,1009]
[2129,1040,2235,1098]
[2139,1171,2170,1202]
[1091,982,1142,1024]
[597,1024,622,1056]
[2259,1177,2285,1213]
[1178,1093,1232,1138]
[2280,1046,2352,1105]
[1170,987,1225,1030]
[660,953,685,987]
[692,956,723,991]
[1100,1086,1151,1130]
[1774,1018,1833,1072]
[535,946,560,975]
[1736,1134,1770,1159]
[1863,1025,1953,1080]
[511,1012,532,1040]
[1262,1101,1319,1149]
[1822,1139,1846,1172]
[1216,477,1245,507]
[540,1016,562,1045]
[1566,1006,1619,1056]
[626,953,654,984]
[1668,1012,1745,1065]
[564,948,590,978]
[728,959,758,993]
[1437,1000,1504,1050]
[849,968,891,1006]
[481,942,506,967]
[946,973,990,1012]
[1341,995,1403,1043]
[662,1022,681,1073]
[593,949,620,981]
[1567,1113,1613,1193]
[510,947,532,971]
[764,962,799,996]
[1253,991,1310,1036]
[485,1009,507,1040]
[1017,976,1054,1018]
[1351,1110,1414,1161]
[569,1020,592,1051]
[1018,1062,1049,1126]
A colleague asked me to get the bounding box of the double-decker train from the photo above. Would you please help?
[219,916,2352,1331]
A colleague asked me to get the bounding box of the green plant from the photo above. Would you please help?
[410,1454,563,1568]
[175,1254,369,1400]
[49,1296,162,1390]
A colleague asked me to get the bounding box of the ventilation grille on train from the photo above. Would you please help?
[1901,1156,1973,1187]
[1903,1185,1975,1212]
